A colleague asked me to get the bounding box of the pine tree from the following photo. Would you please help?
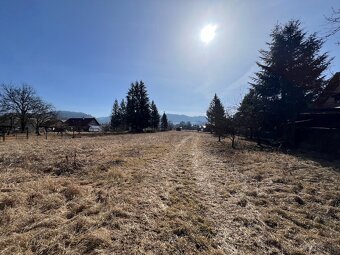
[126,81,151,132]
[126,82,136,131]
[119,99,127,130]
[206,94,226,142]
[160,113,168,131]
[110,99,120,131]
[150,100,160,130]
[235,88,263,139]
[250,20,331,134]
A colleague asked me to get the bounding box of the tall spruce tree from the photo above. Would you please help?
[206,94,226,142]
[119,99,127,130]
[150,100,160,130]
[110,99,121,131]
[126,81,151,132]
[235,88,262,139]
[249,20,331,135]
[160,112,168,131]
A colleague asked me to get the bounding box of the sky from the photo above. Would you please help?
[0,0,339,117]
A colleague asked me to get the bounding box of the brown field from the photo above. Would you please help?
[0,131,339,255]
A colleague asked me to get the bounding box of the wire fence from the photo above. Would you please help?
[0,130,129,143]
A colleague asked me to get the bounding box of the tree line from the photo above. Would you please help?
[0,80,171,135]
[206,20,333,147]
[110,81,169,132]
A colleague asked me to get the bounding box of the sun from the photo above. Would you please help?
[200,24,217,44]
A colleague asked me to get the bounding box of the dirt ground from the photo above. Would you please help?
[0,131,339,255]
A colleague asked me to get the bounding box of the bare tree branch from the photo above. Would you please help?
[325,7,340,45]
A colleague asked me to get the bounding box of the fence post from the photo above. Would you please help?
[2,132,5,142]
[26,128,29,139]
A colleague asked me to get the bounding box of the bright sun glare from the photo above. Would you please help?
[200,24,217,44]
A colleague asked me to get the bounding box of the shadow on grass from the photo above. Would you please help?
[288,149,340,172]
[209,135,340,172]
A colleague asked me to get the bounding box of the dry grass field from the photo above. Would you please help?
[0,131,339,255]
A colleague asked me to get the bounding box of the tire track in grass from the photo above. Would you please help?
[191,134,287,254]
[191,134,260,254]
[155,133,223,255]
[111,133,196,254]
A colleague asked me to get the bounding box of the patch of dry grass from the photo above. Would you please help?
[0,132,339,254]
[202,136,340,255]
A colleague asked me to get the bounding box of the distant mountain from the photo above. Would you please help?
[96,114,206,125]
[167,114,206,125]
[97,116,111,124]
[56,111,93,120]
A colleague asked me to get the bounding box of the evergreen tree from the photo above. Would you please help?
[160,112,168,131]
[235,88,262,139]
[249,20,331,134]
[126,81,151,132]
[150,100,160,130]
[119,99,127,130]
[206,94,226,142]
[110,99,121,131]
[179,121,185,127]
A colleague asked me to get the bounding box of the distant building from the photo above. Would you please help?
[65,118,101,132]
[43,119,66,132]
[0,114,15,133]
[315,72,340,109]
[89,125,102,132]
[0,114,24,133]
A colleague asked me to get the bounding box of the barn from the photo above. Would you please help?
[65,118,101,132]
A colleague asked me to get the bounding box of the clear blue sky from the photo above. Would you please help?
[0,0,339,117]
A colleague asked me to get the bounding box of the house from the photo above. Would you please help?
[0,117,13,133]
[89,125,102,132]
[315,72,340,109]
[65,118,101,132]
[43,119,66,133]
[0,114,19,133]
[292,73,340,154]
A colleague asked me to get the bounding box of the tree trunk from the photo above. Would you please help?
[256,128,262,146]
[36,126,40,135]
[20,118,26,133]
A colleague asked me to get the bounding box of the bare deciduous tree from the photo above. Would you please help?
[0,83,55,133]
[0,84,39,132]
[325,8,340,45]
[32,99,56,135]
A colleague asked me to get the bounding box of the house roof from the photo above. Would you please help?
[315,72,340,108]
[65,118,100,127]
[43,119,64,128]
